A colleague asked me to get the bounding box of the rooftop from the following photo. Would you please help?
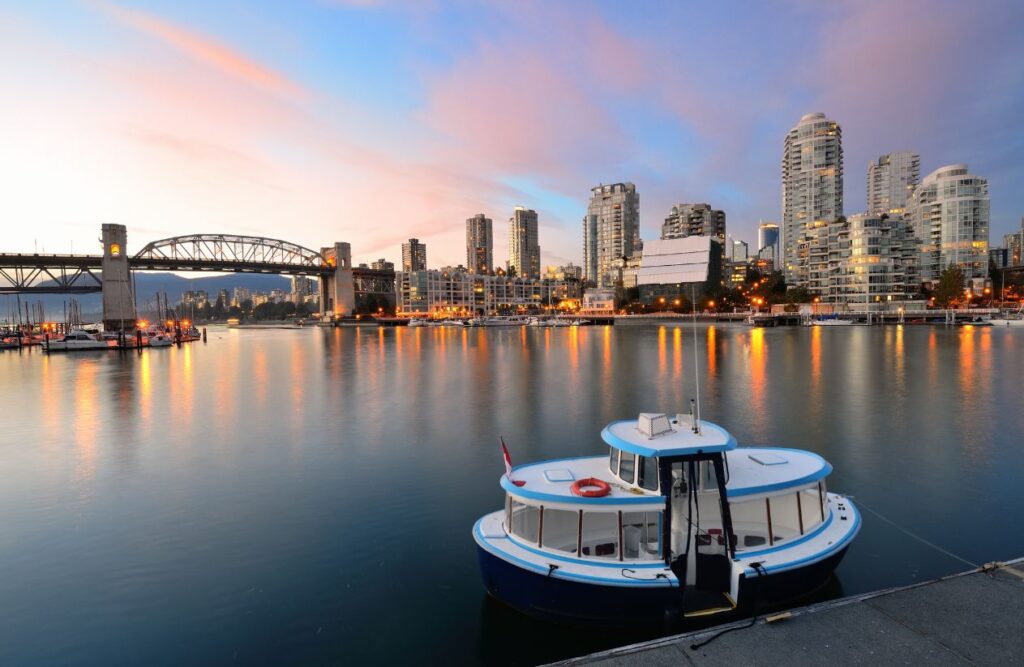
[601,415,736,457]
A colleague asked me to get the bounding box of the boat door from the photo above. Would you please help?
[691,458,732,594]
[667,457,733,597]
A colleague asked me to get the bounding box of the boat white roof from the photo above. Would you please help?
[501,457,664,507]
[724,447,831,498]
[601,415,737,457]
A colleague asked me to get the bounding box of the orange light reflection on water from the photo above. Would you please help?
[672,326,682,380]
[657,326,666,379]
[706,325,717,377]
[72,360,98,485]
[810,324,821,389]
[749,327,767,422]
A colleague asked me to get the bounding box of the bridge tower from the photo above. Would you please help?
[320,242,354,319]
[101,223,137,330]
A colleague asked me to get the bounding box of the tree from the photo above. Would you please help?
[934,264,966,307]
[785,286,813,304]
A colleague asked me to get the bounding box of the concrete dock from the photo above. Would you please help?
[552,559,1024,666]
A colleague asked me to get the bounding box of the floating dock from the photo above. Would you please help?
[551,559,1024,666]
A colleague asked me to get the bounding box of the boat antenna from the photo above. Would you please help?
[690,283,702,435]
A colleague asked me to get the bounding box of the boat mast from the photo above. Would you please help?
[690,283,702,434]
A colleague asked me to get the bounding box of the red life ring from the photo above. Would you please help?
[571,477,611,497]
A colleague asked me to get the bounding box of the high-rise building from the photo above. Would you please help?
[508,207,540,279]
[584,183,640,287]
[796,213,919,304]
[291,276,315,303]
[1004,217,1024,266]
[371,258,395,271]
[729,238,749,262]
[782,112,843,285]
[232,287,251,307]
[401,238,427,273]
[757,222,780,261]
[661,204,726,244]
[867,152,920,215]
[832,214,919,306]
[466,214,493,275]
[904,164,989,284]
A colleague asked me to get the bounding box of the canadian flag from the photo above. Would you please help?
[500,437,526,486]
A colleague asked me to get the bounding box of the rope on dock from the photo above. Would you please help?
[853,498,979,569]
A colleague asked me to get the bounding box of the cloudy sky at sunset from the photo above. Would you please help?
[2,0,1023,268]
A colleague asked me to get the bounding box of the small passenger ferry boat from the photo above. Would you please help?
[473,413,860,623]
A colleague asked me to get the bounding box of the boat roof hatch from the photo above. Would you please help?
[749,452,788,466]
[601,414,737,458]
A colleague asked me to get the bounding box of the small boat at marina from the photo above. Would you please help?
[42,330,111,352]
[805,318,854,326]
[474,412,860,624]
[990,303,1024,328]
[479,316,527,326]
[408,318,429,327]
[147,333,174,347]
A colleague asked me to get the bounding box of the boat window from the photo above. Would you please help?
[800,488,824,532]
[670,462,688,498]
[540,509,578,554]
[618,453,636,485]
[700,460,719,491]
[768,494,803,543]
[818,481,828,521]
[622,512,661,560]
[638,456,658,492]
[609,447,619,474]
[728,498,770,551]
[580,512,618,560]
[509,500,540,544]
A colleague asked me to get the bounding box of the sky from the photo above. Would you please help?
[2,0,1023,269]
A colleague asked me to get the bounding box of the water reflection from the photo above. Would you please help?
[2,324,1024,667]
[748,327,767,427]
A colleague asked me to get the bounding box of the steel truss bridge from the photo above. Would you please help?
[0,234,394,299]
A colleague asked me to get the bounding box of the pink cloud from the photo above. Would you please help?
[94,1,306,100]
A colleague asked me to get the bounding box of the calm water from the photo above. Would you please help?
[2,323,1023,665]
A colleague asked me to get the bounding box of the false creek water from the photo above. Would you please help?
[2,323,1023,666]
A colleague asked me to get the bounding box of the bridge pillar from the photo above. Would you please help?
[101,223,136,331]
[320,242,354,319]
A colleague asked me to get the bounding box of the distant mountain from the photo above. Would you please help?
[4,273,295,320]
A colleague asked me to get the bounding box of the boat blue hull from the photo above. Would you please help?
[477,545,850,625]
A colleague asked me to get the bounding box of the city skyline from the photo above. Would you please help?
[2,1,1023,269]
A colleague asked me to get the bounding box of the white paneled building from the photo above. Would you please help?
[904,164,989,286]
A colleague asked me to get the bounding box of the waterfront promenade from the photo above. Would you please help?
[554,559,1024,666]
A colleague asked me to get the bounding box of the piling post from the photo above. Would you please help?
[202,327,207,342]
